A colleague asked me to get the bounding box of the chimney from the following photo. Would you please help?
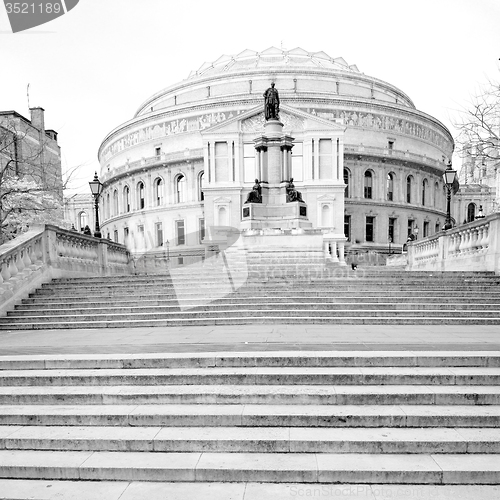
[30,107,45,133]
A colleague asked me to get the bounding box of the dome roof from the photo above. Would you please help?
[187,47,360,79]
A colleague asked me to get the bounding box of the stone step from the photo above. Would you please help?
[3,316,500,329]
[0,449,498,483]
[18,296,500,308]
[3,309,500,326]
[9,303,500,317]
[28,288,500,299]
[40,280,500,290]
[0,480,496,500]
[0,385,498,405]
[2,351,499,369]
[0,425,498,454]
[29,288,500,299]
[1,367,500,387]
[0,404,500,428]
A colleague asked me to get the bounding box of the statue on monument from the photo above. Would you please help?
[245,179,262,204]
[286,178,304,203]
[263,82,280,121]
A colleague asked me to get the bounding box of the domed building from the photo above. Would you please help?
[98,47,454,262]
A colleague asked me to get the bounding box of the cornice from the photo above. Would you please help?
[344,199,446,217]
[135,67,414,116]
[100,95,452,161]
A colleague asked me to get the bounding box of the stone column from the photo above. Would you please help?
[209,143,216,183]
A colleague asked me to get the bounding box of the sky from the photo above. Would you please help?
[1,0,499,195]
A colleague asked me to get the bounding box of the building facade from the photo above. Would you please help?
[97,47,454,258]
[1,107,63,242]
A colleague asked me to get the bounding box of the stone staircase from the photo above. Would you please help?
[0,351,500,498]
[1,266,500,329]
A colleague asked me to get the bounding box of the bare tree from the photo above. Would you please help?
[0,112,65,244]
[454,78,500,164]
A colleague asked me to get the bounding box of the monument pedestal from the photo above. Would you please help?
[242,119,311,230]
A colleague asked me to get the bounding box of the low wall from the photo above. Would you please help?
[407,213,500,274]
[0,225,131,317]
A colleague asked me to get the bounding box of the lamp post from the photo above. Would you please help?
[89,172,103,238]
[442,162,457,230]
[388,236,392,255]
[414,224,419,240]
[476,205,485,219]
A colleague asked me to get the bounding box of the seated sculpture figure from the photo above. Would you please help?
[286,178,304,203]
[245,179,262,203]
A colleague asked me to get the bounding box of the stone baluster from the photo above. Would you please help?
[480,224,489,250]
[8,256,19,279]
[1,259,10,282]
[471,227,480,252]
[338,241,345,265]
[16,250,25,274]
[23,246,33,268]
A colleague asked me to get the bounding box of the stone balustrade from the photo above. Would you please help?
[0,225,131,317]
[407,213,500,273]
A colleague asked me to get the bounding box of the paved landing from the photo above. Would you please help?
[0,325,499,355]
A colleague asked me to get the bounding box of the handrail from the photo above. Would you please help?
[406,213,500,273]
[0,225,132,316]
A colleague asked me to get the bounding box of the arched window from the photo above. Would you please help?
[113,189,118,216]
[467,203,476,223]
[434,182,439,208]
[387,173,394,201]
[137,181,145,209]
[176,174,186,203]
[154,178,163,206]
[106,193,110,219]
[364,171,373,199]
[406,176,413,203]
[422,179,428,206]
[218,206,227,226]
[322,204,331,227]
[343,168,350,198]
[198,172,204,201]
[78,211,88,231]
[123,185,130,213]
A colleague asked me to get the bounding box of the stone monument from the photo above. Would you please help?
[241,84,311,230]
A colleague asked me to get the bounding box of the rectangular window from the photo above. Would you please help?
[423,221,429,238]
[291,142,303,182]
[408,219,414,238]
[318,139,332,179]
[199,218,205,243]
[388,141,394,150]
[124,227,129,241]
[366,216,375,242]
[155,147,161,157]
[388,218,396,243]
[113,230,118,243]
[344,215,351,241]
[176,220,185,246]
[215,141,228,182]
[243,143,255,183]
[311,139,315,180]
[155,222,163,247]
[364,175,373,199]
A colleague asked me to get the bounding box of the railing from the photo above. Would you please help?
[407,213,500,273]
[0,225,131,317]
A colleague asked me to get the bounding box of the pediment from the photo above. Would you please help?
[317,194,337,201]
[201,104,345,137]
[213,196,232,203]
